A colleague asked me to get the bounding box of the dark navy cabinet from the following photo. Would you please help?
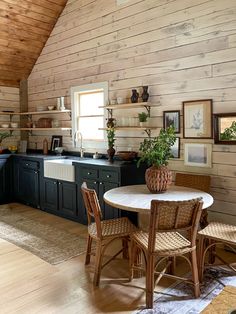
[75,161,146,225]
[0,156,12,204]
[13,157,40,208]
[41,178,77,220]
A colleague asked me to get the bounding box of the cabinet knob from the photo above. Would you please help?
[34,171,38,174]
[26,163,29,166]
[106,175,111,178]
[54,182,57,185]
[99,182,103,185]
[87,172,91,175]
[93,181,97,184]
[58,182,61,185]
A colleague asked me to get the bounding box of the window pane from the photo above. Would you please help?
[79,92,104,116]
[78,116,104,140]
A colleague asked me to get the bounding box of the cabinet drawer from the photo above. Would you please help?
[100,170,119,182]
[22,160,39,170]
[81,167,98,179]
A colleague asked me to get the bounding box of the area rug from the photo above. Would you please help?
[0,205,87,264]
[135,267,236,314]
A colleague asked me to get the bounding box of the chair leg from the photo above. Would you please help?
[198,236,205,283]
[85,235,93,265]
[94,242,103,286]
[129,239,135,281]
[191,249,200,298]
[146,254,155,309]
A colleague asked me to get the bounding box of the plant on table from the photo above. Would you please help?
[137,126,176,193]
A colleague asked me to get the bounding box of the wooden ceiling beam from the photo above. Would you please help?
[0,79,20,87]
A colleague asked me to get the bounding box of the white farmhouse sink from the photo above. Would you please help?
[44,159,75,182]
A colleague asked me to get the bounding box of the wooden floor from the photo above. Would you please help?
[0,204,234,314]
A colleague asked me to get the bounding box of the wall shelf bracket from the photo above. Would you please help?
[144,129,151,137]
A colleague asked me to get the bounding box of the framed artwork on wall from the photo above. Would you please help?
[184,143,212,168]
[163,110,180,133]
[170,137,180,158]
[50,135,62,151]
[183,99,213,138]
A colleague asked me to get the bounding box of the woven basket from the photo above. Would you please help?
[145,165,172,193]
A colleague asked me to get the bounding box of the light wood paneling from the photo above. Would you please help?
[28,0,236,223]
[0,86,20,147]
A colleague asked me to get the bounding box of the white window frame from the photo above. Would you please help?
[71,82,108,148]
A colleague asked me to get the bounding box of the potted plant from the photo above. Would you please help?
[0,132,12,153]
[138,112,148,127]
[106,127,116,161]
[137,126,176,193]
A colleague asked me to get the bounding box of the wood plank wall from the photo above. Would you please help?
[28,0,236,224]
[0,86,20,147]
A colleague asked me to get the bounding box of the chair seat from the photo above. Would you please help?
[198,222,236,245]
[88,217,136,239]
[132,230,192,256]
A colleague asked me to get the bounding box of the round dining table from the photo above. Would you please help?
[104,184,214,228]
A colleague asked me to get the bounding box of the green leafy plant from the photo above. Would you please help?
[138,112,148,122]
[220,121,236,140]
[106,127,116,148]
[0,132,12,145]
[137,126,176,167]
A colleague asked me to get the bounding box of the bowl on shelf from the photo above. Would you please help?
[116,151,137,161]
[10,122,18,128]
[47,106,55,111]
[1,123,9,128]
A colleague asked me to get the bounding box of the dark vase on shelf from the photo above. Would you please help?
[106,118,116,128]
[131,89,139,103]
[141,86,149,102]
[107,147,115,162]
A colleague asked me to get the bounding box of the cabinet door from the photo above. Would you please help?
[99,181,120,220]
[42,178,58,213]
[20,166,40,208]
[58,181,77,219]
[0,158,11,204]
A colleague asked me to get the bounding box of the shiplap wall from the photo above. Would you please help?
[28,0,236,223]
[0,86,20,147]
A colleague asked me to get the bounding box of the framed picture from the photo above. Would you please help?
[50,135,62,151]
[170,137,180,158]
[183,99,213,138]
[184,143,212,168]
[163,110,180,133]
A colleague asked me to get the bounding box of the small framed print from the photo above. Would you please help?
[163,110,180,133]
[170,137,180,158]
[184,143,212,168]
[50,135,62,151]
[183,99,213,138]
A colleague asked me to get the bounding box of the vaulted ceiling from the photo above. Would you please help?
[0,0,67,87]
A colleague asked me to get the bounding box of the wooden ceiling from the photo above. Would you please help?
[0,0,67,87]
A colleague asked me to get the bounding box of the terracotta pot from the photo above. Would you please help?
[107,147,115,162]
[145,165,172,193]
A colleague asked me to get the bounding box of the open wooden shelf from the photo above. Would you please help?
[99,126,157,131]
[99,102,150,110]
[19,110,71,115]
[0,127,71,131]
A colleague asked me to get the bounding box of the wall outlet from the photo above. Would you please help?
[116,0,130,5]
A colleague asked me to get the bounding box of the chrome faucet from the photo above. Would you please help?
[74,131,84,157]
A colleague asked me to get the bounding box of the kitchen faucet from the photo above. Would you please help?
[74,131,84,157]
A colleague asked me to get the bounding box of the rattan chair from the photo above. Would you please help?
[129,198,203,309]
[81,182,136,286]
[175,173,211,228]
[198,222,236,282]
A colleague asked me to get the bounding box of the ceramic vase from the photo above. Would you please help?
[107,147,115,162]
[131,89,139,103]
[141,86,149,102]
[145,165,172,193]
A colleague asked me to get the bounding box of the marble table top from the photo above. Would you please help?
[104,184,214,213]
